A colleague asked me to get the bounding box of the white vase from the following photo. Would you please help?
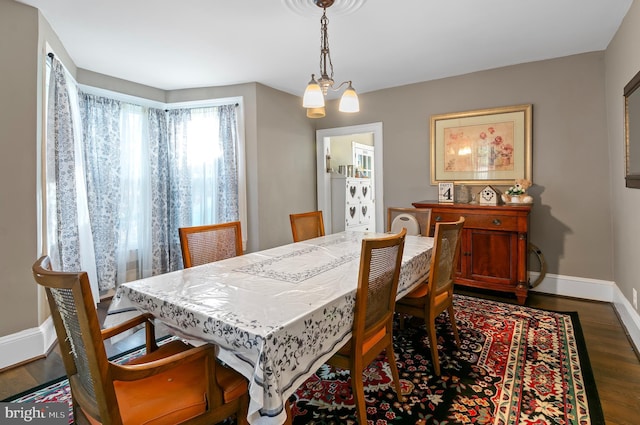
[510,195,521,203]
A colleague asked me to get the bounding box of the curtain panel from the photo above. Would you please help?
[148,108,172,274]
[216,104,240,223]
[79,94,122,290]
[45,56,99,299]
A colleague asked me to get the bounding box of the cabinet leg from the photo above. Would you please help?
[515,282,528,305]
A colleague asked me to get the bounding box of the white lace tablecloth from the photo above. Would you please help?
[105,231,433,425]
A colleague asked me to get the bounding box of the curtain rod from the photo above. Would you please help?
[164,103,239,112]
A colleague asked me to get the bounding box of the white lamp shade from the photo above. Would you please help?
[306,107,326,118]
[338,85,360,113]
[303,82,325,108]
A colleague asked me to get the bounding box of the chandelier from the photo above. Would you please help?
[302,0,360,118]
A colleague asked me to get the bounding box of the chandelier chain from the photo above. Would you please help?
[320,10,334,81]
[318,9,335,94]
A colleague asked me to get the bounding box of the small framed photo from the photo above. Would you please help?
[438,182,454,203]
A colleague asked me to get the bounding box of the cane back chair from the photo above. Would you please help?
[395,217,465,376]
[289,211,325,242]
[179,221,243,268]
[325,228,407,424]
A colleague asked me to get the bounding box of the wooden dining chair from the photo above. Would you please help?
[325,228,407,424]
[395,217,465,376]
[179,221,243,268]
[289,211,325,242]
[387,207,432,236]
[32,255,249,425]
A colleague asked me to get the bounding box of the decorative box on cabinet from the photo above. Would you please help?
[331,176,375,233]
[412,200,531,304]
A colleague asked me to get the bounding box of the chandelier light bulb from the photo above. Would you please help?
[303,75,325,108]
[338,83,360,113]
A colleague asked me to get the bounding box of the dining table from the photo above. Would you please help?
[104,230,433,425]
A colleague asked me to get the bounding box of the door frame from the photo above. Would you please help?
[316,122,384,233]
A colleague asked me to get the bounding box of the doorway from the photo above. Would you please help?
[316,123,384,233]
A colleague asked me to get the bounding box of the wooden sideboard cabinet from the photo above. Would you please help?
[412,201,532,304]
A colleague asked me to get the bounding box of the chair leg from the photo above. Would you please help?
[386,345,404,402]
[448,305,461,346]
[351,370,368,425]
[283,399,293,425]
[398,312,406,330]
[427,319,441,376]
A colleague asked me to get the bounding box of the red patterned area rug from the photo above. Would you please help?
[289,294,604,425]
[3,295,604,425]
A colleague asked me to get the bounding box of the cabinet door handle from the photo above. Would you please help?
[492,219,502,226]
[435,216,442,222]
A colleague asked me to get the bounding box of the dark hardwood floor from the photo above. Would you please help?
[2,291,639,424]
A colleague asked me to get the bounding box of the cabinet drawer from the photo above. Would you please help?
[432,211,517,231]
[462,214,517,230]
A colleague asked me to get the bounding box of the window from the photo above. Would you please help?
[44,54,246,293]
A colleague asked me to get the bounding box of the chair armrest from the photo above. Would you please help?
[101,313,158,352]
[109,343,216,381]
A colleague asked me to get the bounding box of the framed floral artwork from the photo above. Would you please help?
[430,104,532,185]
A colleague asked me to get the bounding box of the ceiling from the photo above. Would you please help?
[16,0,633,99]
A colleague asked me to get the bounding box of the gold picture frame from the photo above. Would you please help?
[624,69,640,188]
[430,104,532,185]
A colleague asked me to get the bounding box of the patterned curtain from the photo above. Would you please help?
[45,56,99,299]
[148,108,172,273]
[216,104,240,223]
[78,93,122,291]
[46,58,80,271]
[166,108,193,269]
[80,96,176,287]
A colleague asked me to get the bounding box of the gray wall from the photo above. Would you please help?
[0,0,39,335]
[254,84,316,248]
[605,0,640,313]
[318,52,612,282]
